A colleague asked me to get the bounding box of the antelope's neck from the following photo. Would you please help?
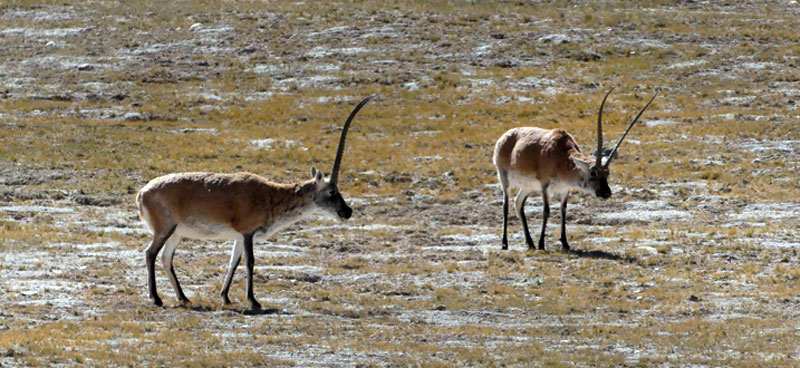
[257,180,317,238]
[562,150,594,184]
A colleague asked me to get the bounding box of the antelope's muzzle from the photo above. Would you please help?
[338,206,353,220]
[596,188,612,199]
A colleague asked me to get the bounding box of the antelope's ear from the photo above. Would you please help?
[571,157,591,174]
[310,166,324,183]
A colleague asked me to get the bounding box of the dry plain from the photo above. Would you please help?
[1,0,800,366]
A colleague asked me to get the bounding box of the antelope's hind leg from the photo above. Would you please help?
[538,185,550,251]
[161,234,190,305]
[144,225,176,307]
[514,188,536,249]
[220,240,243,305]
[497,168,511,250]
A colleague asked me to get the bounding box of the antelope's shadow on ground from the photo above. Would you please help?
[163,304,289,316]
[567,248,636,263]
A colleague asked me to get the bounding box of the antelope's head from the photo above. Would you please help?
[573,87,657,200]
[310,166,352,220]
[571,156,611,199]
[311,94,376,221]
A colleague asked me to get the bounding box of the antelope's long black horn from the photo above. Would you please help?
[329,94,377,185]
[596,86,615,165]
[604,91,658,167]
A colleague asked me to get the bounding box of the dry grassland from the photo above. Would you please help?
[1,0,800,366]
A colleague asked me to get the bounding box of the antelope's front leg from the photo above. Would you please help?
[559,195,570,251]
[242,233,261,311]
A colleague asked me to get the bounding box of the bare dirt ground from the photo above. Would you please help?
[1,0,800,366]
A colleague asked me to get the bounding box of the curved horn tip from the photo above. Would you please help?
[603,89,659,168]
[597,86,615,163]
[329,94,377,185]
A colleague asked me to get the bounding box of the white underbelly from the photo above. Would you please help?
[175,218,241,241]
[508,171,543,192]
[507,172,576,198]
[173,212,311,242]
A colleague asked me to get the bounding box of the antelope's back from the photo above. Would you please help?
[136,172,274,229]
[493,127,582,180]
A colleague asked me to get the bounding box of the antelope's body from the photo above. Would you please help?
[136,95,375,311]
[494,88,657,251]
[137,172,320,242]
[494,127,606,199]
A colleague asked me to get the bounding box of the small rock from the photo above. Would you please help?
[537,33,576,45]
[688,295,701,302]
[120,112,147,121]
[412,194,434,203]
[290,272,321,283]
[460,190,483,200]
[239,45,259,54]
[590,147,616,160]
[423,178,441,190]
[635,246,658,255]
[189,23,204,31]
[494,60,517,68]
[576,50,601,61]
[72,195,119,207]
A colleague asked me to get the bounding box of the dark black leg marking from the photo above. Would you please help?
[163,237,189,305]
[519,194,535,250]
[502,193,509,250]
[221,249,241,305]
[145,225,176,307]
[242,233,261,312]
[560,194,570,251]
[170,266,190,305]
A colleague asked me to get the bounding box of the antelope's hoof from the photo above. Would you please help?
[152,296,163,307]
[248,299,262,312]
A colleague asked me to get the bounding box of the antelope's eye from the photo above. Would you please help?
[590,170,597,178]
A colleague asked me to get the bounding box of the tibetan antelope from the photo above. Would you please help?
[493,88,657,251]
[136,95,376,311]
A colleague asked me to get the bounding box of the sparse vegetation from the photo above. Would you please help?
[1,0,800,366]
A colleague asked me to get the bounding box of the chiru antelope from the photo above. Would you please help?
[136,95,376,311]
[493,88,657,251]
